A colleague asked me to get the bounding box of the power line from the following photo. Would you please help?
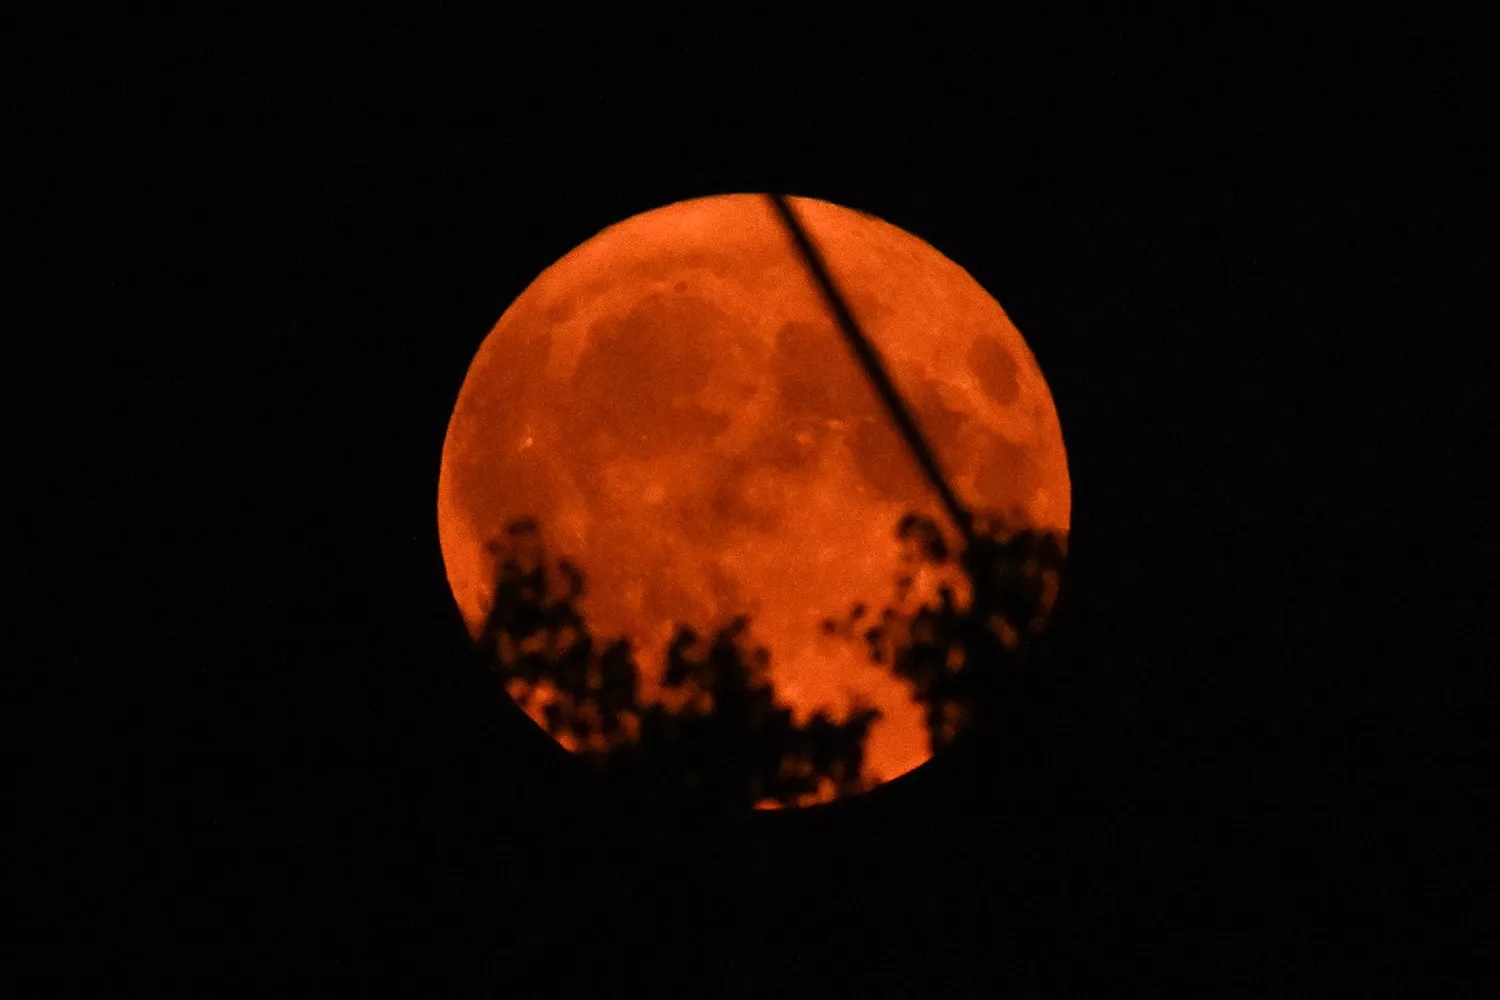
[768,194,975,547]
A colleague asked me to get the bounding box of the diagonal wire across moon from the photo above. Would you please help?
[767,194,976,546]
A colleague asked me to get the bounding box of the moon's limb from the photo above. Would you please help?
[438,194,1070,792]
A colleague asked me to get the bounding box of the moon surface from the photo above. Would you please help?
[438,194,1069,794]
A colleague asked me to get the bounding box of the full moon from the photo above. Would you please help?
[438,194,1069,798]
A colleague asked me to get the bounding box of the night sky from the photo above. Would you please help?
[22,12,1498,995]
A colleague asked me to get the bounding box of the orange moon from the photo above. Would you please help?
[438,194,1069,791]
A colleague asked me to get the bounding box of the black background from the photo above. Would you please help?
[20,9,1498,996]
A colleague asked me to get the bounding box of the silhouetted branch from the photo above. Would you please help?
[824,510,1067,754]
[476,520,882,809]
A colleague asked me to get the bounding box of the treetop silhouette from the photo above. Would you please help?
[473,510,1065,808]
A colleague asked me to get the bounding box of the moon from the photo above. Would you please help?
[438,194,1069,797]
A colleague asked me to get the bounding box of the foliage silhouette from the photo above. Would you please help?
[474,509,1064,808]
[476,519,881,810]
[822,510,1067,756]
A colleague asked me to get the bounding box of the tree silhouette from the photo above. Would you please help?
[474,510,1064,808]
[822,510,1067,756]
[475,519,881,810]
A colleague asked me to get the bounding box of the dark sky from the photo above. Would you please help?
[22,12,1498,996]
